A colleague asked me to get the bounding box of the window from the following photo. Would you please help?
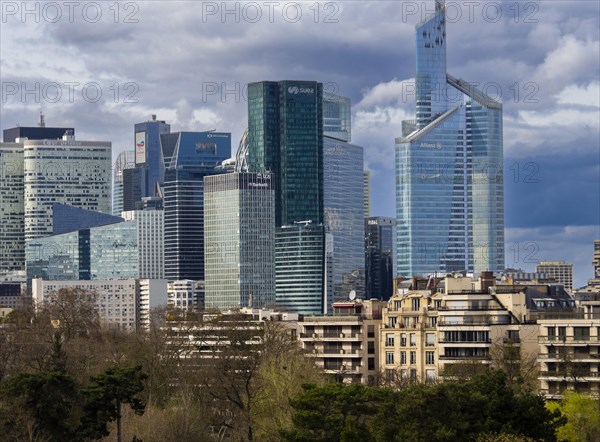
[386,351,394,365]
[400,351,406,364]
[410,333,416,346]
[400,333,407,346]
[547,326,556,340]
[426,369,435,383]
[389,316,397,328]
[368,341,375,354]
[410,369,417,381]
[411,298,421,311]
[410,351,416,364]
[574,327,590,341]
[386,369,395,381]
[426,351,435,365]
[558,326,566,340]
[428,317,437,327]
[367,324,375,338]
[368,357,375,370]
[379,331,392,346]
[426,333,435,346]
[401,369,407,380]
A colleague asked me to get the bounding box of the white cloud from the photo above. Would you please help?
[555,82,600,107]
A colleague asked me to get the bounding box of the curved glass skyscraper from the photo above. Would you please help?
[396,0,504,277]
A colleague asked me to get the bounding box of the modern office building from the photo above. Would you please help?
[167,280,205,311]
[134,115,171,200]
[275,222,333,315]
[323,93,351,142]
[0,282,25,309]
[204,172,275,309]
[122,206,164,279]
[52,203,123,236]
[363,171,370,218]
[365,217,396,300]
[323,136,365,301]
[0,142,25,271]
[395,0,504,277]
[536,261,574,292]
[162,131,231,280]
[23,134,112,241]
[247,80,323,227]
[3,114,73,142]
[113,150,135,216]
[594,240,600,278]
[31,278,167,332]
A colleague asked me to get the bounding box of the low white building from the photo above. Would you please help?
[32,278,167,331]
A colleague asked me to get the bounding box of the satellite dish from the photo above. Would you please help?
[349,290,356,301]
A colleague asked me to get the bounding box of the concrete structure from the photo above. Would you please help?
[31,278,167,331]
[298,299,385,384]
[204,172,275,309]
[0,281,25,309]
[122,206,164,279]
[536,261,574,292]
[168,280,205,311]
[0,142,25,271]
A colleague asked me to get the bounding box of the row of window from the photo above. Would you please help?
[385,350,436,366]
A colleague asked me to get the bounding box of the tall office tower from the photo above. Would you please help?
[396,0,504,277]
[162,131,230,280]
[122,204,164,279]
[275,222,333,314]
[536,261,574,292]
[0,143,25,271]
[364,170,371,217]
[134,115,171,199]
[323,136,365,301]
[323,93,351,142]
[113,151,135,216]
[3,114,73,142]
[365,217,396,300]
[247,80,323,227]
[23,134,112,241]
[204,172,275,309]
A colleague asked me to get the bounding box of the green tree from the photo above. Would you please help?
[0,370,81,441]
[79,365,147,442]
[547,391,600,442]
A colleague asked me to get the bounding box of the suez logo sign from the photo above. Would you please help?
[287,86,315,95]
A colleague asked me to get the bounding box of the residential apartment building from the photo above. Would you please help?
[536,261,574,292]
[297,299,385,384]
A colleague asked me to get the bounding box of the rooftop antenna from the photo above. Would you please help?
[38,112,45,128]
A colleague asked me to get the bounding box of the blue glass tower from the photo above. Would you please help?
[134,115,171,199]
[162,131,230,280]
[396,0,504,277]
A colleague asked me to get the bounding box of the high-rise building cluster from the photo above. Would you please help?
[0,0,596,399]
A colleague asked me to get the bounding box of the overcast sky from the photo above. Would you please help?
[1,1,598,286]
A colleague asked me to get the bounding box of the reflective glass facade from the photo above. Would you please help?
[323,94,351,142]
[26,221,139,281]
[365,217,396,300]
[204,172,275,309]
[275,223,332,315]
[323,137,365,301]
[396,0,504,277]
[247,80,323,227]
[134,117,171,199]
[162,131,231,280]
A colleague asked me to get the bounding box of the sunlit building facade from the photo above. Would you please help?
[396,0,504,277]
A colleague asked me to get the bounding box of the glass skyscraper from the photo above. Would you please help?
[247,80,323,227]
[162,131,230,280]
[275,222,333,315]
[204,172,275,309]
[323,136,365,301]
[323,93,351,142]
[134,115,171,200]
[396,0,504,277]
[0,142,24,271]
[365,217,396,300]
[112,150,135,216]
